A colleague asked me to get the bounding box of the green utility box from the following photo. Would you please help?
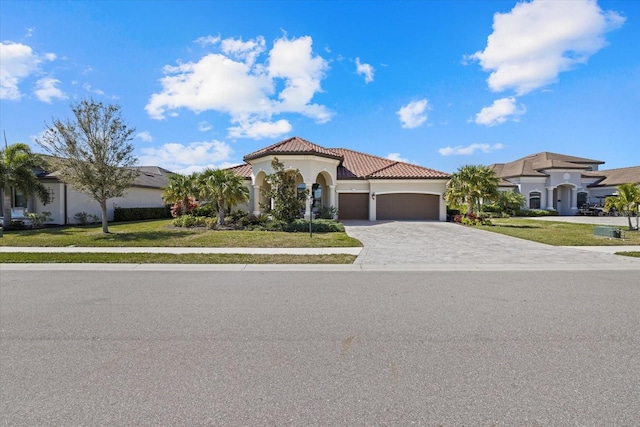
[593,226,622,239]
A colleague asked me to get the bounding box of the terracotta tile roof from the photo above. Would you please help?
[332,148,449,180]
[588,166,640,188]
[243,136,343,161]
[227,163,253,179]
[491,151,605,179]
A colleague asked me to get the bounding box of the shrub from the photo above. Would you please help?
[282,219,345,233]
[25,211,53,228]
[192,203,216,217]
[317,206,338,219]
[170,197,198,217]
[114,206,172,222]
[514,209,559,217]
[4,220,29,231]
[172,215,207,228]
[74,211,100,225]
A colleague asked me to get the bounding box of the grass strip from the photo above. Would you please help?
[483,219,640,246]
[0,253,357,264]
[0,219,362,248]
[615,252,640,258]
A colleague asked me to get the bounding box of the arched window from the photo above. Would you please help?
[529,191,541,209]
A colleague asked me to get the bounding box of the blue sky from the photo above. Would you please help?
[1,0,638,174]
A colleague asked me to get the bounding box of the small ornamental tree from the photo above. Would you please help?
[261,157,305,223]
[604,183,640,231]
[37,99,138,233]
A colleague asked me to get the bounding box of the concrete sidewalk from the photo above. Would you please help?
[5,245,635,254]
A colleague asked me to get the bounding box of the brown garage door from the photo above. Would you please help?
[338,193,369,220]
[377,193,439,220]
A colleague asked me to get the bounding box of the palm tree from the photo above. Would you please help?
[445,165,499,215]
[162,173,198,216]
[604,183,640,231]
[198,168,249,226]
[1,143,51,229]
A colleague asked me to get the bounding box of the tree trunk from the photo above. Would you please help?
[217,199,225,226]
[100,199,109,233]
[2,187,12,229]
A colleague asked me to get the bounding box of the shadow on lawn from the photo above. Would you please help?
[94,230,195,242]
[493,224,541,229]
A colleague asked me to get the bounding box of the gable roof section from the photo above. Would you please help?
[227,163,253,179]
[491,151,605,179]
[333,148,449,179]
[588,166,640,188]
[237,137,449,180]
[243,136,343,162]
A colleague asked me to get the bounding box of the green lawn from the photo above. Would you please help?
[0,252,357,264]
[484,218,640,246]
[0,219,362,248]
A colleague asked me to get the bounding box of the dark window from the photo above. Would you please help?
[529,191,541,209]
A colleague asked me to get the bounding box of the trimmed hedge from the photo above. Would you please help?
[114,206,172,222]
[514,209,559,217]
[282,219,345,233]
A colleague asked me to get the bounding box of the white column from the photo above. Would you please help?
[546,187,555,210]
[570,188,578,210]
[252,185,261,215]
[328,185,336,208]
[328,185,337,220]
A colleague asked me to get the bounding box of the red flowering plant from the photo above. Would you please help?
[170,197,198,217]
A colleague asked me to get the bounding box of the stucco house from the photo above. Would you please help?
[490,152,640,215]
[1,165,172,225]
[228,136,451,221]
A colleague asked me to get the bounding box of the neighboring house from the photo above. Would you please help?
[229,136,451,221]
[1,166,172,225]
[490,152,640,215]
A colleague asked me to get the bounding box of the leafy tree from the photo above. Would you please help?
[261,157,305,223]
[1,143,51,229]
[198,168,249,226]
[604,183,640,231]
[495,190,526,215]
[162,173,198,216]
[445,165,499,215]
[37,99,138,233]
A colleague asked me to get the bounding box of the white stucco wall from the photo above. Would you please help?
[32,183,166,224]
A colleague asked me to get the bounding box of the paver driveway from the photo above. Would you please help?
[342,220,640,266]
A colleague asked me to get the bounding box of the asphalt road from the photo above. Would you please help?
[2,269,639,426]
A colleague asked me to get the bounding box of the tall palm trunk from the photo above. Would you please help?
[2,187,12,229]
[217,198,225,226]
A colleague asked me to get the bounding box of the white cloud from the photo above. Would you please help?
[83,83,105,95]
[136,131,153,142]
[469,0,625,94]
[195,35,221,46]
[475,97,526,126]
[221,36,265,67]
[228,119,292,139]
[146,34,332,139]
[138,140,233,173]
[34,77,66,103]
[198,121,212,132]
[397,99,429,129]
[0,42,44,99]
[438,143,504,156]
[387,153,408,162]
[355,57,374,83]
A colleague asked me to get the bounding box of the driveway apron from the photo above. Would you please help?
[342,220,640,266]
